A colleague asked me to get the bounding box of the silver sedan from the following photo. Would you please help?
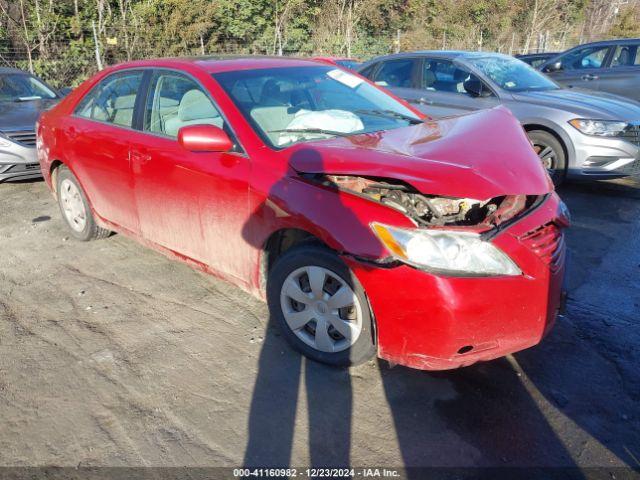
[358,52,640,185]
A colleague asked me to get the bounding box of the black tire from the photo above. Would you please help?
[56,166,111,241]
[527,129,567,187]
[267,243,376,367]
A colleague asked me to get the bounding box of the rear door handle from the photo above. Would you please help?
[582,74,599,81]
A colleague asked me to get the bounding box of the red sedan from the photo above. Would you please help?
[37,57,569,370]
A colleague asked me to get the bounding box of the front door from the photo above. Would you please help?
[408,59,499,118]
[130,70,251,280]
[545,44,611,92]
[68,70,144,232]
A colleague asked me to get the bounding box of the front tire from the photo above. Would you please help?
[527,129,567,187]
[56,166,110,241]
[267,244,376,367]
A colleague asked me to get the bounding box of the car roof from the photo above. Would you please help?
[569,38,640,48]
[0,67,33,75]
[359,51,517,66]
[106,55,330,74]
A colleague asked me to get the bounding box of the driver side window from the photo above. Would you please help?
[144,72,224,139]
[422,59,490,96]
[559,46,610,71]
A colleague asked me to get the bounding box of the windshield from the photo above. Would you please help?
[0,74,57,102]
[466,56,559,92]
[213,66,421,148]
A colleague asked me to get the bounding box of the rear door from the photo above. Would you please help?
[410,58,499,118]
[68,69,145,233]
[129,69,252,280]
[598,43,640,101]
[544,44,612,91]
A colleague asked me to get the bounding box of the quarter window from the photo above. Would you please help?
[75,71,143,128]
[144,72,224,138]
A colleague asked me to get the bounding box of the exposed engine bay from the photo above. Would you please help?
[307,174,535,227]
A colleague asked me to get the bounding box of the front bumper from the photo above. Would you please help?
[345,193,567,371]
[567,128,640,179]
[0,138,41,182]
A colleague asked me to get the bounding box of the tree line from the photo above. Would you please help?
[1,0,639,86]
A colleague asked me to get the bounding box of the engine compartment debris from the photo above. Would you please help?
[308,174,536,227]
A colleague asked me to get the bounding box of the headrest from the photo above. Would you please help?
[453,69,469,82]
[179,89,219,121]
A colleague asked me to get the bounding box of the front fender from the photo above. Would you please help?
[248,175,416,260]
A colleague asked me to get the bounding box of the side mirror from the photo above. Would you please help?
[464,78,491,98]
[177,124,233,153]
[543,61,562,73]
[58,87,73,97]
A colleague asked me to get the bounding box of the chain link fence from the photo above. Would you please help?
[0,28,616,89]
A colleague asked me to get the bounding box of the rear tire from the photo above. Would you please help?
[527,129,567,187]
[267,244,376,367]
[56,166,110,241]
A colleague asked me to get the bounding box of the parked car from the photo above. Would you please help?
[312,56,361,70]
[539,38,640,101]
[358,51,640,184]
[38,57,569,371]
[516,52,559,68]
[0,67,66,182]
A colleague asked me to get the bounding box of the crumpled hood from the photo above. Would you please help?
[0,98,58,132]
[512,88,640,122]
[286,106,552,200]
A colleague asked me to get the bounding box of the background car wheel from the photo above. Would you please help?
[267,243,376,367]
[56,166,111,241]
[527,130,567,187]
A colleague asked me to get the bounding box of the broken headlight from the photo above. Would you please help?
[372,223,521,276]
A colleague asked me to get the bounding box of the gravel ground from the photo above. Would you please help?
[0,177,639,473]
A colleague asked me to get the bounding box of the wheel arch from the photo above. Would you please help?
[49,160,65,197]
[259,228,328,294]
[523,123,571,164]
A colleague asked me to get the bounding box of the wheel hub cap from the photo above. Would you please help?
[59,179,87,232]
[280,265,363,353]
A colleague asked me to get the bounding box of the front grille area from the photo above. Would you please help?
[520,223,565,272]
[618,124,640,147]
[4,130,36,147]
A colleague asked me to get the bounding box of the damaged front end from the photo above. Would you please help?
[303,173,542,230]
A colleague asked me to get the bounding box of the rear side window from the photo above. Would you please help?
[610,45,640,67]
[75,71,143,128]
[374,59,416,88]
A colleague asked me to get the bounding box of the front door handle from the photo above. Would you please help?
[130,150,152,165]
[581,74,599,81]
[409,97,433,105]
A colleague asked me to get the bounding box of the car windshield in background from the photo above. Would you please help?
[213,66,421,148]
[467,56,559,92]
[0,74,57,102]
